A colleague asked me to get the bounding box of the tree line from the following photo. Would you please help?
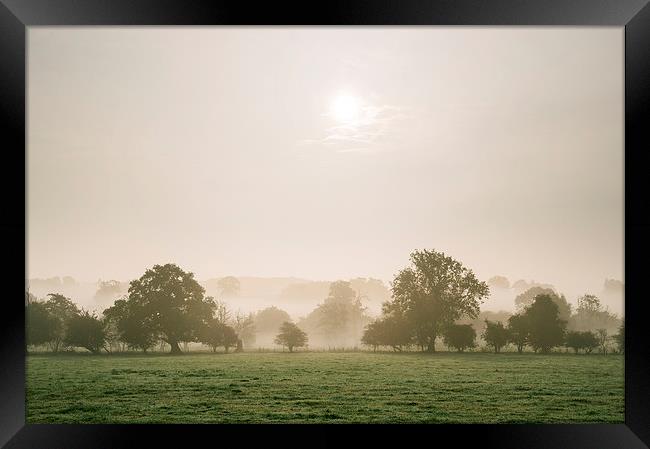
[26,263,310,354]
[26,249,624,355]
[361,249,624,354]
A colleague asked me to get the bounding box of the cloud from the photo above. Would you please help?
[299,103,408,154]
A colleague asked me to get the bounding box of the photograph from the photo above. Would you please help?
[24,26,627,425]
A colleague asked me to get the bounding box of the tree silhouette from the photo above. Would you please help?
[524,294,566,353]
[444,324,476,352]
[64,311,106,354]
[515,287,571,322]
[362,314,412,352]
[314,281,369,347]
[507,314,529,353]
[254,306,292,336]
[565,330,598,354]
[385,249,489,352]
[217,276,241,298]
[233,312,256,349]
[199,319,238,353]
[274,321,308,352]
[125,264,216,354]
[596,328,609,355]
[103,297,158,353]
[482,320,509,353]
[26,300,57,347]
[44,293,80,353]
[570,294,619,333]
[614,321,624,353]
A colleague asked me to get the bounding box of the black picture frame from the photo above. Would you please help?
[1,1,649,447]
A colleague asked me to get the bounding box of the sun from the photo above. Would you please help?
[330,94,361,124]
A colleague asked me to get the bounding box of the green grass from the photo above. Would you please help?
[26,352,623,423]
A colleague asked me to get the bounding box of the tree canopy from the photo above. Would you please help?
[515,287,571,322]
[44,293,80,353]
[524,294,566,353]
[384,249,489,352]
[233,312,256,348]
[254,306,292,335]
[313,280,369,347]
[217,276,241,298]
[487,276,510,290]
[361,314,412,352]
[103,297,158,352]
[26,300,58,347]
[614,321,624,353]
[443,324,476,352]
[482,320,509,353]
[274,321,308,352]
[565,330,599,354]
[123,264,216,354]
[199,318,239,353]
[569,294,620,334]
[64,311,106,354]
[507,313,529,353]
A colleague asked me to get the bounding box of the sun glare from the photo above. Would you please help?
[330,94,361,124]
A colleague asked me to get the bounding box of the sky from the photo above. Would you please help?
[27,27,623,299]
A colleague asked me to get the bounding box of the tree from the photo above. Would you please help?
[582,331,599,354]
[362,314,412,352]
[25,290,37,306]
[565,331,582,354]
[515,287,571,321]
[482,320,510,353]
[614,321,624,353]
[315,281,369,347]
[596,328,609,355]
[524,294,566,353]
[581,331,599,354]
[125,264,216,354]
[274,321,308,352]
[102,314,121,353]
[385,249,489,352]
[318,282,354,332]
[487,276,510,290]
[569,294,620,334]
[103,297,157,353]
[232,312,256,349]
[94,280,125,304]
[64,311,106,354]
[44,293,80,353]
[576,294,600,314]
[222,325,239,353]
[26,300,57,348]
[444,324,476,352]
[295,281,371,349]
[361,320,382,352]
[511,279,530,292]
[565,330,599,354]
[349,278,391,304]
[514,285,554,308]
[254,306,292,335]
[199,318,238,353]
[200,319,226,352]
[213,300,230,324]
[217,276,240,298]
[507,314,529,353]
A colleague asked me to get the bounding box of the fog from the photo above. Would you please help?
[27,273,624,324]
[28,27,623,319]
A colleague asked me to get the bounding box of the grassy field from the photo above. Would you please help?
[26,352,623,423]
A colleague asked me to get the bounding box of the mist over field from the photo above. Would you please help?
[27,272,624,320]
